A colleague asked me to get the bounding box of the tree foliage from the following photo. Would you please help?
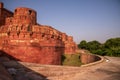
[78,37,120,57]
[78,40,87,49]
[104,38,120,48]
[86,40,101,51]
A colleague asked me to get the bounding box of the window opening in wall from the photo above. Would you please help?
[10,20,12,22]
[15,9,17,13]
[51,35,54,38]
[25,16,26,19]
[21,26,23,30]
[27,25,31,31]
[42,34,45,37]
[16,26,18,30]
[78,56,80,59]
[29,10,32,15]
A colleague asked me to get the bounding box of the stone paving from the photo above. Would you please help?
[0,56,120,80]
[64,56,120,80]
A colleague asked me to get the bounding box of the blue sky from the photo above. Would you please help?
[0,0,120,43]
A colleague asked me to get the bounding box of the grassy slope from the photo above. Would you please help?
[62,54,82,66]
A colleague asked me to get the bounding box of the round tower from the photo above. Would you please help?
[0,2,3,8]
[13,7,37,25]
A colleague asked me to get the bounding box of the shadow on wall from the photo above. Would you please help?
[0,50,48,80]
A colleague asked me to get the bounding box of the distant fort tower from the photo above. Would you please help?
[0,2,3,8]
[13,7,37,25]
[0,2,77,65]
[0,2,13,26]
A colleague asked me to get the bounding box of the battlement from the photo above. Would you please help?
[0,2,3,8]
[13,7,37,25]
[0,2,77,65]
[0,2,13,26]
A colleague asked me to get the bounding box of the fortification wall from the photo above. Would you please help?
[0,2,77,65]
[2,45,64,65]
[0,2,13,26]
[0,24,65,65]
[80,52,101,64]
[13,7,36,25]
[62,33,76,54]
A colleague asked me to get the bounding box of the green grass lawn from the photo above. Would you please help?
[62,54,82,67]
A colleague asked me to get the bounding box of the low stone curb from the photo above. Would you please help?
[81,55,105,67]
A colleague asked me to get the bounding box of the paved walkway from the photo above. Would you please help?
[1,56,120,80]
[63,56,120,80]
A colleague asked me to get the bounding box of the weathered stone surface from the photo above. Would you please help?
[0,2,13,26]
[79,50,101,64]
[0,2,77,65]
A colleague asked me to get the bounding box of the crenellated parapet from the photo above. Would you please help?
[13,7,37,25]
[0,2,13,26]
[0,2,3,8]
[0,2,77,65]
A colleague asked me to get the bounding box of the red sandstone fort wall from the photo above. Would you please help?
[2,45,64,65]
[0,2,77,65]
[80,53,101,64]
[0,2,13,26]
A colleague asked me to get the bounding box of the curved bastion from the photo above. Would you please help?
[0,2,77,65]
[0,51,104,80]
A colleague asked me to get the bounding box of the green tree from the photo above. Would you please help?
[78,37,120,57]
[86,40,101,51]
[104,38,120,48]
[104,38,120,56]
[78,40,87,49]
